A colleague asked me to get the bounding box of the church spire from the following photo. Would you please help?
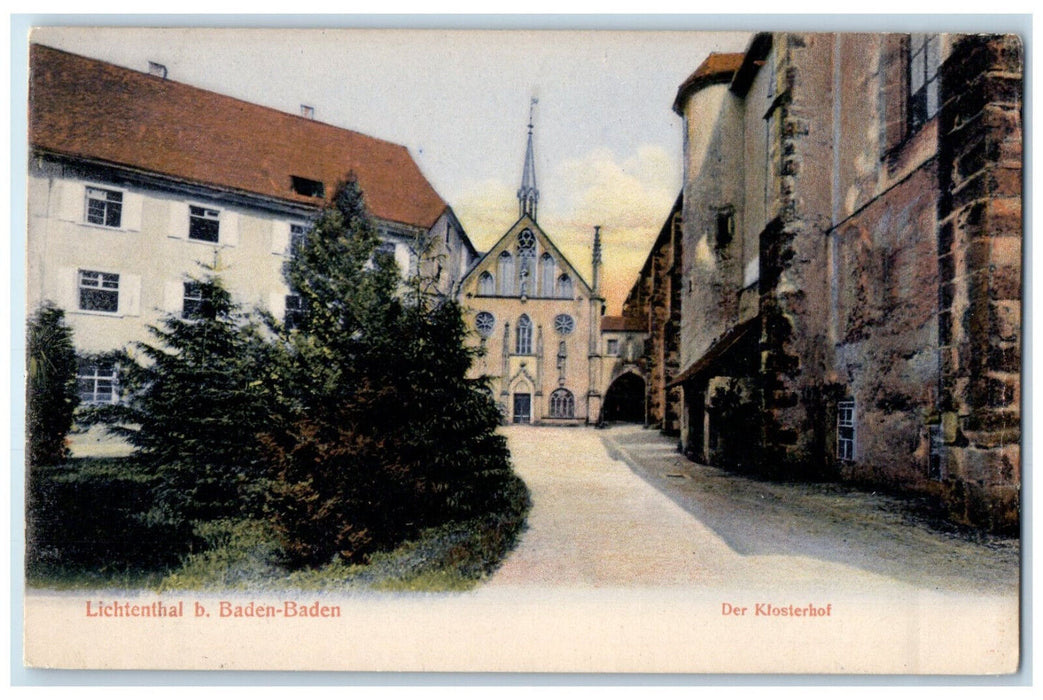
[518,97,539,221]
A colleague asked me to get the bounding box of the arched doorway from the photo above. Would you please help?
[602,372,645,423]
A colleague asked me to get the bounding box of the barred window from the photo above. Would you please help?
[285,294,305,329]
[77,359,119,405]
[78,270,119,313]
[290,224,308,256]
[182,281,204,319]
[189,206,221,243]
[838,399,856,461]
[85,187,123,228]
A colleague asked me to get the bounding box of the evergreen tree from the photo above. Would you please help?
[263,176,517,568]
[85,269,270,523]
[26,303,79,466]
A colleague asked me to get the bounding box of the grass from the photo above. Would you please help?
[26,457,531,593]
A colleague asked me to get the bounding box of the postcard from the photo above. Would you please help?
[20,25,1022,674]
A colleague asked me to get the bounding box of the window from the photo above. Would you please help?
[715,207,734,249]
[554,314,574,335]
[182,282,204,319]
[838,399,856,461]
[285,294,305,329]
[498,252,515,296]
[606,338,620,356]
[555,273,573,298]
[290,224,308,256]
[549,388,575,419]
[85,187,123,228]
[908,34,941,133]
[516,315,533,355]
[77,359,119,405]
[478,271,495,296]
[189,206,221,243]
[540,253,555,296]
[78,270,119,313]
[475,311,495,338]
[375,241,397,261]
[290,176,325,198]
[512,393,532,424]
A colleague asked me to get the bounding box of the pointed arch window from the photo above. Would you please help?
[478,271,495,296]
[540,253,555,297]
[516,314,533,355]
[555,273,573,299]
[549,388,575,418]
[498,251,515,295]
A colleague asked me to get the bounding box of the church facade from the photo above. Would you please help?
[458,118,608,425]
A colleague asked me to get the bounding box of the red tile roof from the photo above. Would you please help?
[29,44,447,229]
[672,52,745,114]
[601,315,648,333]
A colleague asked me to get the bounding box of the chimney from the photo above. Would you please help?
[148,61,167,79]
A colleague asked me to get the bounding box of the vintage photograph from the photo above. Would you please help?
[21,25,1022,673]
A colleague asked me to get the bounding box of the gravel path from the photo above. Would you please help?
[486,425,1007,596]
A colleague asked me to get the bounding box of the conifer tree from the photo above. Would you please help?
[26,303,79,466]
[85,269,270,523]
[263,176,519,568]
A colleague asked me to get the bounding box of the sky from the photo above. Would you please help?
[29,26,752,312]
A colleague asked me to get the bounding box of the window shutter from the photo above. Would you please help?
[271,221,290,255]
[121,274,142,317]
[163,280,184,314]
[122,191,144,231]
[55,267,78,311]
[168,202,189,239]
[881,34,909,157]
[268,292,287,320]
[222,211,240,247]
[58,180,85,222]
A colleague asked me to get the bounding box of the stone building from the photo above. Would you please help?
[458,118,607,424]
[599,314,648,424]
[620,193,684,433]
[28,44,478,411]
[669,33,1022,531]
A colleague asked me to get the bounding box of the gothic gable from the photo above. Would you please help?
[460,215,592,300]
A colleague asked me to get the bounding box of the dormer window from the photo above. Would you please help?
[290,176,325,199]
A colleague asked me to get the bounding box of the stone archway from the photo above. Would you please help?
[602,372,646,423]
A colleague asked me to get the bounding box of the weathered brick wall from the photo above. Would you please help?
[936,35,1022,531]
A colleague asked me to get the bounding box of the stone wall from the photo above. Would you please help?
[936,35,1022,531]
